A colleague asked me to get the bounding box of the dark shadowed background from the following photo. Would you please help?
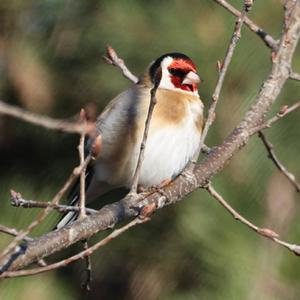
[0,0,300,299]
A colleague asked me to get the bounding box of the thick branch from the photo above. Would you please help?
[1,1,299,274]
[1,216,149,278]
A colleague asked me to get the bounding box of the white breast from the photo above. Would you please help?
[126,102,202,187]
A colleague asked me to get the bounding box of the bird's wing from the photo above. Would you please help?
[94,86,143,158]
[55,86,148,229]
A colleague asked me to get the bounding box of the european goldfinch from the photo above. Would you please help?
[56,52,204,229]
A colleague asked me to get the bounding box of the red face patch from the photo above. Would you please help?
[168,59,197,73]
[168,59,198,92]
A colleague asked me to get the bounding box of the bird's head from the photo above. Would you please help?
[148,53,201,94]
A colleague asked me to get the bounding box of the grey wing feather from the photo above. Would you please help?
[95,88,140,156]
[55,87,141,230]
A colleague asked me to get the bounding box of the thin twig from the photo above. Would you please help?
[213,0,278,50]
[130,79,161,193]
[10,194,97,214]
[192,5,247,166]
[78,110,90,289]
[103,45,138,84]
[81,240,92,291]
[266,101,300,127]
[79,109,87,219]
[290,70,300,81]
[258,131,300,192]
[0,155,92,263]
[250,100,300,134]
[0,225,33,242]
[0,101,94,135]
[0,216,149,278]
[205,183,300,256]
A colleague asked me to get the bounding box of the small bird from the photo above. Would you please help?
[56,52,204,229]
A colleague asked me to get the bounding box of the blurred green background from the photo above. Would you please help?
[0,0,299,299]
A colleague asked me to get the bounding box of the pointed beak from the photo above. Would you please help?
[182,71,201,85]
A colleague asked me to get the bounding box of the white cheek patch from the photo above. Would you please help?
[158,56,175,90]
[158,56,199,95]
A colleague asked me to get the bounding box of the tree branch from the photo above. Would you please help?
[213,0,279,51]
[290,70,300,81]
[193,3,247,165]
[205,184,300,255]
[0,101,94,135]
[258,131,300,192]
[0,216,149,278]
[0,154,92,264]
[249,100,300,134]
[10,192,97,214]
[81,240,92,291]
[0,225,33,242]
[130,83,160,193]
[79,109,88,219]
[103,45,138,84]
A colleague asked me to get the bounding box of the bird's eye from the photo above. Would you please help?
[169,68,177,75]
[169,68,185,78]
